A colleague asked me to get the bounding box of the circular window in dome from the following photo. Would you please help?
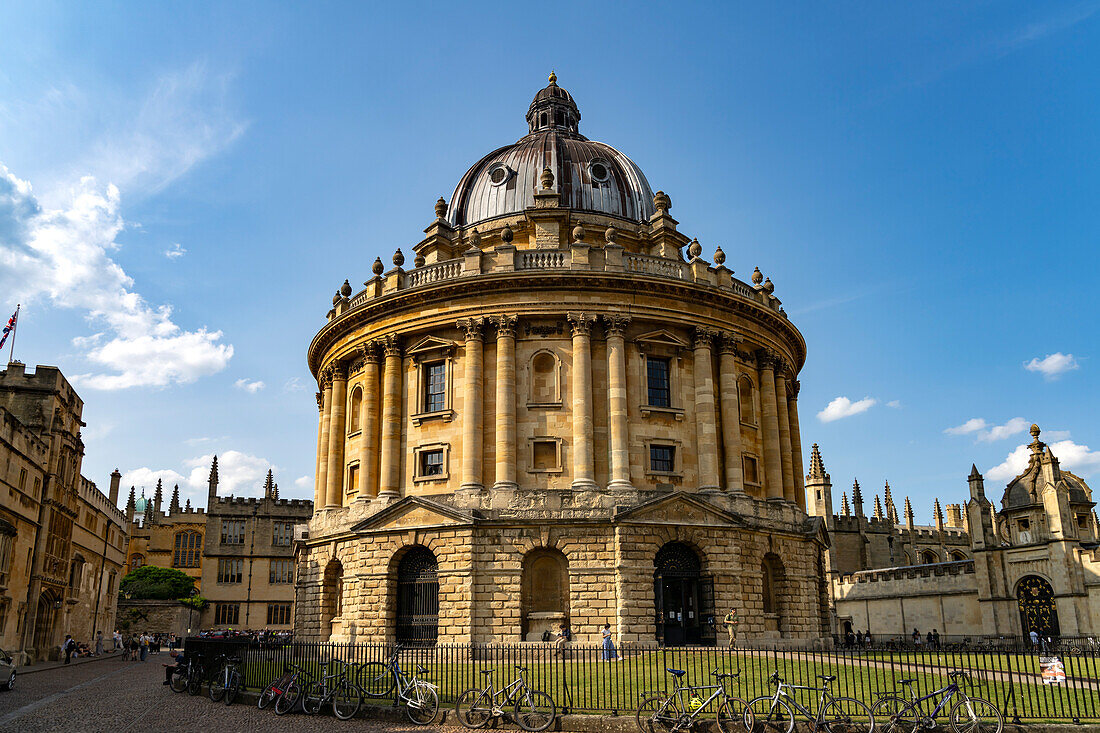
[487,163,513,186]
[589,159,610,183]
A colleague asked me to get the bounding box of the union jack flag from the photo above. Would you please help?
[0,308,16,350]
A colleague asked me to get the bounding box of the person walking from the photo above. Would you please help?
[139,632,149,662]
[95,631,104,656]
[932,629,941,649]
[63,635,76,664]
[1029,629,1040,650]
[600,623,618,661]
[112,631,121,653]
[723,609,739,649]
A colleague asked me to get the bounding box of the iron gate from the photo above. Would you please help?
[396,546,439,646]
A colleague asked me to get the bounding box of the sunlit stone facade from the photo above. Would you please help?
[296,76,829,647]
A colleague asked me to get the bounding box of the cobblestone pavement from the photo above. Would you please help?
[0,656,462,732]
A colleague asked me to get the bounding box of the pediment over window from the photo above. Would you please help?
[406,335,457,362]
[614,492,742,527]
[634,329,688,355]
[350,496,476,533]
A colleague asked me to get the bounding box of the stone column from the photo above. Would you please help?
[458,318,485,491]
[604,315,632,490]
[718,333,745,494]
[493,315,518,491]
[788,379,806,511]
[357,343,382,499]
[758,351,785,500]
[568,312,598,490]
[314,389,327,507]
[325,363,348,508]
[693,327,721,492]
[774,364,796,504]
[378,335,403,499]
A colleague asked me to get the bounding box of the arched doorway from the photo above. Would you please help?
[396,546,438,646]
[1016,575,1060,637]
[521,548,569,640]
[33,590,59,660]
[654,542,714,646]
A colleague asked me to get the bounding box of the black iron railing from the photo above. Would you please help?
[183,637,1100,722]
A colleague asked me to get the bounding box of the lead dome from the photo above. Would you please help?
[446,74,655,228]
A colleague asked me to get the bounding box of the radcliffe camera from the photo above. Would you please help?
[0,4,1096,732]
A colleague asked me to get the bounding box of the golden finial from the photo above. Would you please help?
[549,70,557,84]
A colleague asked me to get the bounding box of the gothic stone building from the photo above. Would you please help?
[296,76,830,647]
[0,363,127,662]
[822,426,1100,639]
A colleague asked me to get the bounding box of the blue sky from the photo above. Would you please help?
[1,1,1097,519]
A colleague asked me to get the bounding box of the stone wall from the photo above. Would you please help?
[115,599,195,637]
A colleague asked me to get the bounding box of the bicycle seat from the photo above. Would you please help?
[515,665,528,672]
[416,665,428,674]
[666,668,686,677]
[818,675,837,682]
[481,670,494,676]
[899,678,917,685]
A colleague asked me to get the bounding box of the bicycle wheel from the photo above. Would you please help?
[187,668,203,696]
[274,681,301,715]
[358,661,396,698]
[746,696,795,733]
[515,689,556,732]
[405,681,439,725]
[226,672,241,705]
[333,679,362,720]
[719,696,754,733]
[455,688,492,729]
[636,694,677,733]
[872,696,916,733]
[209,667,227,702]
[819,697,875,733]
[949,697,1003,733]
[302,682,325,715]
[169,668,188,693]
[257,678,280,709]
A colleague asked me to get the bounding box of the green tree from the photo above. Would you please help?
[119,565,196,600]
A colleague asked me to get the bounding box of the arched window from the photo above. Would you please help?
[129,554,144,571]
[348,386,363,433]
[69,554,85,593]
[173,531,202,568]
[528,350,561,407]
[950,550,968,562]
[1016,575,1060,637]
[396,546,439,646]
[920,550,939,564]
[521,548,569,640]
[321,559,343,640]
[738,376,754,423]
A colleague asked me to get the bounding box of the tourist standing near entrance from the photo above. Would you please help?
[601,624,618,661]
[1030,629,1039,650]
[724,609,739,648]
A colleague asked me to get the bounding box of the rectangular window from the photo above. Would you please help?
[32,477,40,498]
[420,449,444,477]
[217,558,243,584]
[221,519,246,545]
[743,455,759,484]
[267,603,292,626]
[424,361,446,412]
[214,603,240,626]
[269,559,294,584]
[650,445,675,473]
[532,441,559,471]
[646,357,672,407]
[347,464,359,497]
[272,522,293,547]
[18,469,26,491]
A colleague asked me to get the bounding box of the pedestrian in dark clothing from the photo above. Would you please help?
[63,635,76,664]
[163,649,189,685]
[932,629,941,648]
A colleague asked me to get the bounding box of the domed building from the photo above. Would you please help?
[296,75,830,646]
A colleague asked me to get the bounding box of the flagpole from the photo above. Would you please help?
[7,304,18,364]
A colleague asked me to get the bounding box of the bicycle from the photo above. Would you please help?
[209,655,243,705]
[302,660,362,720]
[872,670,1002,733]
[168,653,204,695]
[272,663,314,716]
[636,667,753,733]
[747,671,874,733]
[356,645,439,725]
[258,666,298,710]
[455,665,556,732]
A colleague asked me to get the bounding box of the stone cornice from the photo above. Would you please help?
[309,271,806,375]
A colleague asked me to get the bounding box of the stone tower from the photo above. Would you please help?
[806,443,833,530]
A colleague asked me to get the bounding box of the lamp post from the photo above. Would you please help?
[187,588,198,637]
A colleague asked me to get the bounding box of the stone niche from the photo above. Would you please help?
[521,548,569,641]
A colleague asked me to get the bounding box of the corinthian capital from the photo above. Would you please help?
[382,334,402,357]
[757,349,779,371]
[361,341,382,363]
[492,314,518,338]
[789,379,801,399]
[718,331,743,355]
[602,314,631,338]
[456,317,486,341]
[315,391,323,410]
[566,312,597,336]
[692,326,716,350]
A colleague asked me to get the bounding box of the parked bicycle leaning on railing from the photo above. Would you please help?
[356,644,439,725]
[747,671,875,733]
[455,665,556,731]
[636,667,753,733]
[872,670,1002,733]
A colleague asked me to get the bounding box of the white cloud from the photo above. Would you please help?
[817,396,877,423]
[1024,352,1079,380]
[121,449,282,510]
[0,163,234,389]
[234,378,265,394]
[946,417,1029,443]
[987,439,1100,482]
[165,242,187,259]
[945,418,987,436]
[886,400,902,409]
[294,475,312,489]
[283,376,308,393]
